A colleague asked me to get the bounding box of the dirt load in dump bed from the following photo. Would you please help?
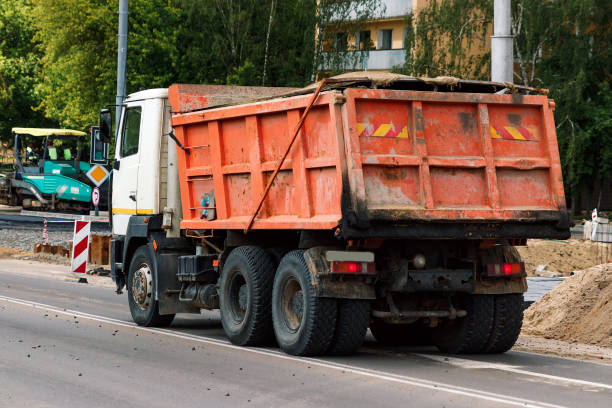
[522,263,612,347]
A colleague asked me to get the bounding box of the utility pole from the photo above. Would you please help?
[491,0,513,83]
[116,0,128,136]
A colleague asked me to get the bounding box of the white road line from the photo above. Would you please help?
[0,294,566,408]
[414,354,612,391]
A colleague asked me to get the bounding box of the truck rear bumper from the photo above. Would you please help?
[340,211,571,240]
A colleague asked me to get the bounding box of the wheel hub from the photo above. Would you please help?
[238,284,248,311]
[132,264,152,311]
[282,278,304,332]
[291,290,303,319]
[228,272,247,323]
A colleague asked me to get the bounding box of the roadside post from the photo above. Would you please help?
[92,187,100,216]
[71,219,91,283]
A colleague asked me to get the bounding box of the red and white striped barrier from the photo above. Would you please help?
[71,220,91,274]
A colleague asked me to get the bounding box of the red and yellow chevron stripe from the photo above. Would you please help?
[358,122,409,139]
[490,125,538,141]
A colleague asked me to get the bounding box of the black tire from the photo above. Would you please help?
[370,320,432,346]
[219,246,276,346]
[483,294,524,353]
[432,294,494,354]
[127,246,175,327]
[272,250,337,356]
[327,300,370,355]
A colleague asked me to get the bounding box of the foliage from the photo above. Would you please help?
[2,0,381,144]
[32,0,116,131]
[32,0,182,131]
[226,60,258,86]
[537,0,612,206]
[315,0,384,76]
[401,0,611,208]
[174,0,319,87]
[510,0,557,86]
[0,0,53,145]
[400,0,492,79]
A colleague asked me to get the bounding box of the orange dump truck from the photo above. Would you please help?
[98,76,570,356]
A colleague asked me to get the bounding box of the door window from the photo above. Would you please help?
[380,29,393,50]
[120,107,142,157]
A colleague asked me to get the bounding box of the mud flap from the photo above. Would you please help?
[154,250,200,315]
[302,247,376,300]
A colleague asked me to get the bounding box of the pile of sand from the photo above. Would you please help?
[522,264,612,347]
[517,239,609,276]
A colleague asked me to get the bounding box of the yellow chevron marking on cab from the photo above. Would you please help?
[398,126,409,138]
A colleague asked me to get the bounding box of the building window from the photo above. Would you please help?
[379,29,393,50]
[358,30,372,50]
[334,32,348,51]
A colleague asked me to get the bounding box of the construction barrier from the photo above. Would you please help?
[71,220,90,274]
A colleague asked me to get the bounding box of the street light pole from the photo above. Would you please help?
[115,0,128,135]
[491,0,513,83]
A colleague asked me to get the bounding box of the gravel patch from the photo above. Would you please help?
[1,228,77,252]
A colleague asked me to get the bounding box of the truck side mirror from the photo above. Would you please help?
[90,125,108,164]
[99,108,112,143]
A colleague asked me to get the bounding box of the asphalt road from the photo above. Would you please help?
[1,261,611,408]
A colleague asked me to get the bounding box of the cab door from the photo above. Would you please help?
[112,104,143,235]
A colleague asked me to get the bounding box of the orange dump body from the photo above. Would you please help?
[170,85,569,240]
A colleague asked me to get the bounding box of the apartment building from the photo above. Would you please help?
[320,0,431,71]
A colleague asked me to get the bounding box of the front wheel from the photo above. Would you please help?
[272,251,337,356]
[127,245,175,327]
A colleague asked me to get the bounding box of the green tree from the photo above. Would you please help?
[401,0,492,79]
[33,0,181,130]
[537,1,612,210]
[174,0,319,87]
[0,0,53,145]
[402,0,612,210]
[315,0,384,77]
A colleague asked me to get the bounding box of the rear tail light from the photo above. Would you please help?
[330,261,376,274]
[486,262,525,277]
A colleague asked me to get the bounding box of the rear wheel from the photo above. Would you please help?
[432,294,494,354]
[479,245,524,353]
[483,294,524,353]
[327,300,370,355]
[272,250,337,356]
[127,246,175,327]
[219,246,276,346]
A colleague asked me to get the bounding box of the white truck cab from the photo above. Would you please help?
[110,88,180,237]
